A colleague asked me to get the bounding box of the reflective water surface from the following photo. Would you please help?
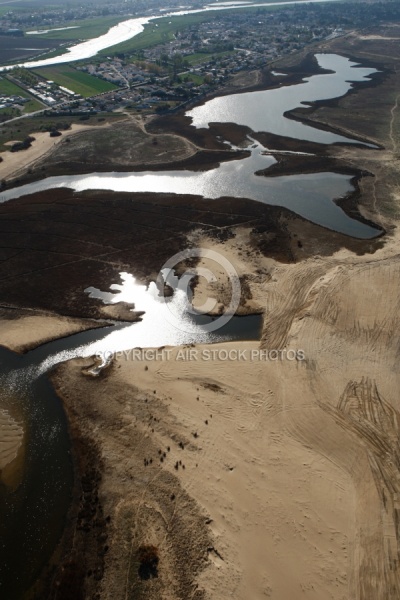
[0,0,342,70]
[0,43,382,597]
[0,360,73,600]
[186,54,379,144]
[27,26,81,35]
[31,271,262,376]
[0,269,262,598]
[0,139,380,239]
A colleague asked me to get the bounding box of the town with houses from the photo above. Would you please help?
[0,5,349,119]
[1,1,399,123]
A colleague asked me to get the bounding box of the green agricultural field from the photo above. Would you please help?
[184,53,214,66]
[100,12,214,56]
[182,73,204,85]
[0,77,44,113]
[33,66,118,97]
[26,16,126,41]
[184,51,234,66]
[0,77,25,96]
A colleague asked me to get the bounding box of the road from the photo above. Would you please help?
[0,107,49,126]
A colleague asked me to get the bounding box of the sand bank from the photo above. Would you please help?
[48,214,400,599]
[0,312,106,353]
[2,27,400,600]
[0,122,110,182]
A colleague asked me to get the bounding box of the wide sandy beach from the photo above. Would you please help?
[0,26,399,600]
[55,218,400,600]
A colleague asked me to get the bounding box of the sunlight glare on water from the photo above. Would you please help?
[34,272,228,375]
[0,140,380,238]
[186,54,379,145]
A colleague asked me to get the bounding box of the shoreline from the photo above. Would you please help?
[0,309,111,354]
[0,187,386,321]
[32,374,108,600]
[0,47,387,249]
[147,47,386,150]
[45,357,212,600]
[2,148,250,191]
[0,25,399,600]
[0,26,390,193]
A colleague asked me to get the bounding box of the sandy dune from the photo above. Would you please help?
[0,25,399,600]
[113,342,355,600]
[105,229,400,599]
[46,219,400,600]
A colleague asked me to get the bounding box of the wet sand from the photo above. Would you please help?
[49,215,400,600]
[0,312,109,354]
[0,27,399,600]
[46,31,400,600]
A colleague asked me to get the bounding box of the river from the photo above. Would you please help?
[187,53,378,145]
[0,52,381,239]
[0,271,262,599]
[0,0,343,71]
[0,138,380,238]
[0,40,383,600]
